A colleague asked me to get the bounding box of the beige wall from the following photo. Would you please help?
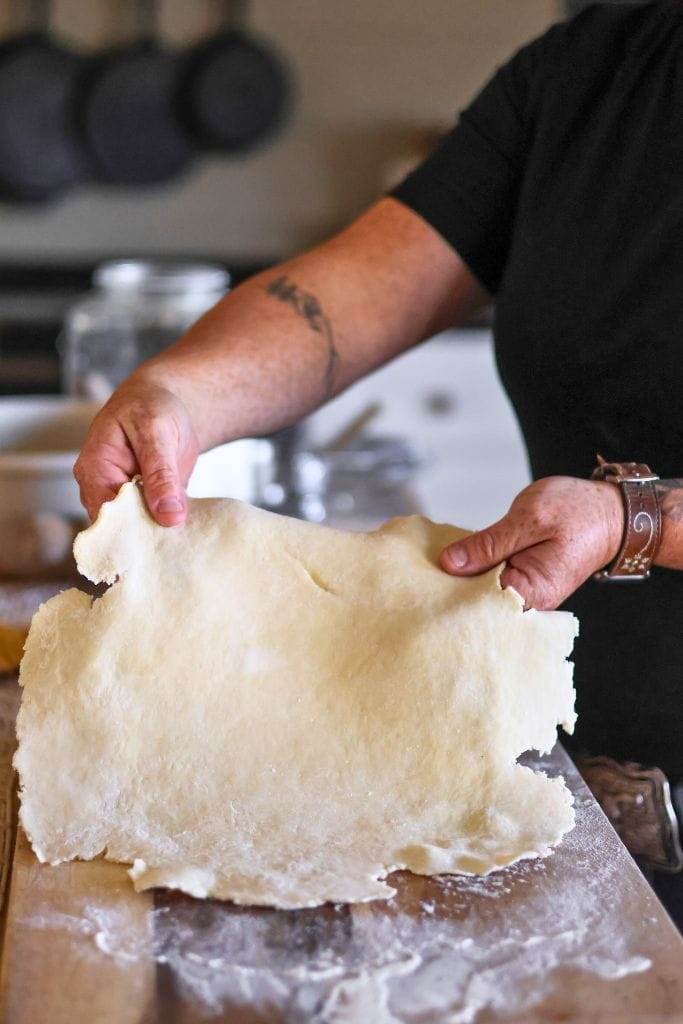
[0,0,561,261]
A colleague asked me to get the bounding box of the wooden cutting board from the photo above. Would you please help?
[2,562,683,1023]
[0,672,681,1024]
[0,830,155,1024]
[0,679,154,1023]
[0,752,682,1020]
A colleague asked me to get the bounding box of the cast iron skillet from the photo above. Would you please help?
[176,0,290,154]
[77,0,193,186]
[0,0,86,202]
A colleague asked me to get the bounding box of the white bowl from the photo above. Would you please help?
[0,396,99,520]
[188,439,275,503]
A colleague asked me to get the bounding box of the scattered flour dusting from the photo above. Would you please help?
[18,757,659,1022]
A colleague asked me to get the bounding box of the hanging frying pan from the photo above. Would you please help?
[0,0,86,202]
[77,0,193,186]
[176,0,291,154]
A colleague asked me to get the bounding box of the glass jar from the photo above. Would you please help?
[62,260,230,400]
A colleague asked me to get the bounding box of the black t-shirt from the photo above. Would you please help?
[391,1,683,776]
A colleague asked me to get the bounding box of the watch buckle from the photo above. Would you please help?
[606,473,659,484]
[594,569,650,582]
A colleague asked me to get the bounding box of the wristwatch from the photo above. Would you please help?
[591,456,662,581]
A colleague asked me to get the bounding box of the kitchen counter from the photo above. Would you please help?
[0,673,680,1023]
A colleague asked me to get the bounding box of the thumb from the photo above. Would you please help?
[135,435,187,527]
[440,515,529,576]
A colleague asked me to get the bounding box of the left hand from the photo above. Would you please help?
[440,476,625,610]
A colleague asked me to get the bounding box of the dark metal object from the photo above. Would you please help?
[176,0,290,153]
[577,754,683,873]
[0,0,86,202]
[77,0,194,186]
[566,0,649,14]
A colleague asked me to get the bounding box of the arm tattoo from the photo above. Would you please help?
[264,275,338,399]
[655,479,683,524]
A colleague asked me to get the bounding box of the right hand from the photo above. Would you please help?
[73,375,199,526]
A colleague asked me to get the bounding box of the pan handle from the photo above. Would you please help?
[13,0,49,35]
[211,0,249,32]
[101,0,158,43]
[133,0,157,41]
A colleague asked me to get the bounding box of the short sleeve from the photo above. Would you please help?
[389,22,564,294]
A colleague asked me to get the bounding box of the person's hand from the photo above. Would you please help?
[73,375,199,526]
[439,476,625,610]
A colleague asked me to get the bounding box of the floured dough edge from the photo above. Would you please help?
[16,482,579,908]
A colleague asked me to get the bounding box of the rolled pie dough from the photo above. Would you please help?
[16,482,578,908]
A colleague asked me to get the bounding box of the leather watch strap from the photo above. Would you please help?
[591,457,662,581]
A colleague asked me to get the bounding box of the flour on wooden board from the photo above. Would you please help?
[19,792,653,1024]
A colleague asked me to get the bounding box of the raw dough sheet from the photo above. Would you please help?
[15,482,578,908]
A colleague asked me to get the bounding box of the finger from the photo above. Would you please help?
[500,541,568,611]
[135,434,187,527]
[440,512,550,576]
[74,453,133,523]
[78,475,124,523]
[74,418,139,519]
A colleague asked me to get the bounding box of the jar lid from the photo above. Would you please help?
[94,260,230,295]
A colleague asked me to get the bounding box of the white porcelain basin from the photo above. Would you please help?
[0,396,99,520]
[187,439,275,503]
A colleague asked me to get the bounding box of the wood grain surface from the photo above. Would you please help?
[0,674,680,1023]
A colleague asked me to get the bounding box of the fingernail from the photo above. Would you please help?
[156,496,183,514]
[446,545,468,568]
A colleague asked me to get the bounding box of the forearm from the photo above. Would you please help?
[132,198,487,450]
[654,479,683,570]
[134,262,360,452]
